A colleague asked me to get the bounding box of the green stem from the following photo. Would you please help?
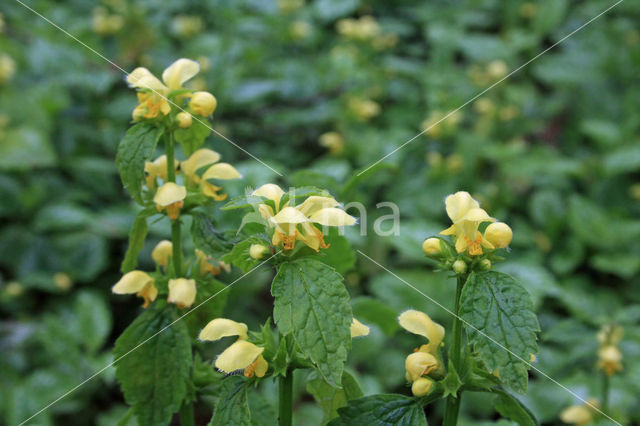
[179,400,195,426]
[443,274,466,426]
[601,372,610,414]
[165,131,182,276]
[279,370,294,426]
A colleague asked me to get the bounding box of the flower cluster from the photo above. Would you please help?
[560,399,599,426]
[398,310,445,396]
[251,184,356,251]
[336,15,398,49]
[597,324,623,376]
[126,58,216,123]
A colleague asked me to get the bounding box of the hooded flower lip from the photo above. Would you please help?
[350,318,370,337]
[199,318,268,378]
[151,240,173,267]
[405,351,439,382]
[154,182,187,220]
[168,278,196,308]
[145,155,178,189]
[200,163,242,200]
[252,183,286,218]
[439,191,495,255]
[112,271,157,308]
[398,310,445,355]
[180,149,221,185]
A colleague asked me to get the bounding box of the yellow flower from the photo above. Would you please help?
[127,58,200,119]
[411,377,434,397]
[422,238,441,256]
[53,272,73,291]
[560,404,593,426]
[151,240,173,267]
[168,278,196,308]
[181,149,222,185]
[199,318,268,378]
[112,271,157,308]
[253,183,287,219]
[200,163,242,200]
[154,182,187,220]
[350,318,370,338]
[484,222,513,248]
[5,281,24,297]
[398,310,445,355]
[189,91,217,116]
[145,155,178,190]
[195,249,225,275]
[319,132,344,155]
[439,191,495,255]
[177,111,192,128]
[0,54,16,84]
[405,351,439,382]
[249,244,268,259]
[598,345,623,376]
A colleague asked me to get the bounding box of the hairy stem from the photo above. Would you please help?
[165,131,182,276]
[279,370,294,426]
[443,274,466,426]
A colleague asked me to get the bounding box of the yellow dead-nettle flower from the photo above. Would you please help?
[560,401,596,426]
[127,58,200,120]
[249,244,268,260]
[168,278,196,308]
[422,237,441,256]
[199,318,268,378]
[177,111,192,128]
[151,240,173,267]
[598,345,623,376]
[112,271,157,308]
[195,249,229,276]
[399,310,445,391]
[145,155,178,189]
[189,91,217,116]
[180,149,242,199]
[319,132,344,155]
[350,318,370,338]
[439,191,495,255]
[484,222,513,249]
[405,351,439,383]
[154,182,187,220]
[53,272,73,291]
[181,149,222,185]
[411,377,435,397]
[253,183,287,219]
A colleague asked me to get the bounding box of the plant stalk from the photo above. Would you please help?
[279,370,294,426]
[165,131,182,276]
[179,400,195,426]
[601,372,610,414]
[443,274,466,426]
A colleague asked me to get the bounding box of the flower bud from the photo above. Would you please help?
[411,377,434,397]
[53,272,73,291]
[249,244,268,259]
[560,405,592,426]
[151,240,173,267]
[422,238,441,256]
[177,111,192,128]
[189,91,217,116]
[484,222,513,248]
[405,352,438,382]
[480,259,492,271]
[168,278,197,308]
[452,259,467,274]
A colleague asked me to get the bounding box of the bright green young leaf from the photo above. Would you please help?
[209,376,251,426]
[191,213,235,259]
[306,371,364,424]
[329,394,427,426]
[174,118,211,157]
[493,389,539,426]
[120,208,155,273]
[272,258,352,386]
[459,271,539,394]
[115,122,161,204]
[113,302,192,426]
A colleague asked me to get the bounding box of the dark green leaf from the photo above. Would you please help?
[121,208,155,273]
[307,371,363,424]
[191,213,235,259]
[329,394,427,426]
[272,258,351,386]
[493,389,539,426]
[209,376,251,426]
[222,236,272,273]
[351,296,399,336]
[459,271,539,394]
[115,123,161,203]
[114,303,192,426]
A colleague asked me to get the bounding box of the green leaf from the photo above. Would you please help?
[121,208,155,273]
[191,213,235,259]
[222,194,265,210]
[329,394,427,426]
[114,303,192,426]
[209,376,251,426]
[74,291,112,353]
[175,118,211,157]
[316,228,355,274]
[493,389,539,426]
[0,127,56,171]
[272,258,352,386]
[222,236,271,273]
[115,122,161,203]
[307,371,364,424]
[459,272,539,394]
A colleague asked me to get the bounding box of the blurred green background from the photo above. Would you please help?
[1,0,639,424]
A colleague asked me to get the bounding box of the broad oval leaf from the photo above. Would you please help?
[329,394,427,426]
[115,122,161,204]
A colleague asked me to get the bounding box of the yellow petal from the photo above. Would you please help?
[154,182,187,207]
[112,271,154,294]
[252,354,269,378]
[445,191,479,223]
[162,58,200,91]
[180,149,221,182]
[151,240,173,267]
[439,224,458,236]
[252,183,285,205]
[560,405,592,425]
[484,222,512,248]
[398,310,445,354]
[189,91,217,116]
[202,163,243,180]
[459,207,494,223]
[127,67,167,94]
[168,278,196,308]
[296,196,338,216]
[411,377,434,397]
[350,318,370,338]
[215,340,264,373]
[199,318,249,341]
[309,208,356,226]
[405,351,438,382]
[270,206,308,225]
